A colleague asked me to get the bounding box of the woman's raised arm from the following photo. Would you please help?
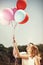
[13,36,28,59]
[13,36,20,58]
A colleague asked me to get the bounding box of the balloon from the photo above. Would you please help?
[0,18,10,25]
[0,11,9,25]
[3,8,14,22]
[19,14,29,24]
[12,8,17,20]
[14,9,26,23]
[12,8,17,14]
[16,0,27,10]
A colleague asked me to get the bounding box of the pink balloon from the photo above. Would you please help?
[3,8,14,22]
[0,11,9,25]
[12,8,17,20]
[12,8,17,14]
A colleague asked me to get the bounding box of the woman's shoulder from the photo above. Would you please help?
[34,56,39,60]
[35,56,41,61]
[34,56,40,65]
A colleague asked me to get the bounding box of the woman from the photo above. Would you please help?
[13,36,41,65]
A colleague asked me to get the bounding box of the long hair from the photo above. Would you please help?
[29,45,39,57]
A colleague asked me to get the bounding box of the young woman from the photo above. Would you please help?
[13,37,41,65]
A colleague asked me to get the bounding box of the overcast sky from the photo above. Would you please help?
[0,0,43,47]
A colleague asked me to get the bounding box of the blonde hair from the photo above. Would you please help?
[29,45,39,57]
[31,45,39,56]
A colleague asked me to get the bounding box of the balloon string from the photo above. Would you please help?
[12,22,17,37]
[13,23,17,37]
[14,22,17,30]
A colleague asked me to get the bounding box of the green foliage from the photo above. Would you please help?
[0,44,43,65]
[18,45,27,52]
[37,44,43,52]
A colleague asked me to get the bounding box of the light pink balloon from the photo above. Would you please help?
[0,11,9,25]
[3,8,14,22]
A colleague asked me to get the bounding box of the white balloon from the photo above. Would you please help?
[14,9,26,23]
[0,11,9,25]
[0,18,9,25]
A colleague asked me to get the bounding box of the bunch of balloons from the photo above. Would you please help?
[0,0,29,25]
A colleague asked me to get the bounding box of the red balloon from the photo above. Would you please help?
[19,14,29,24]
[16,0,27,10]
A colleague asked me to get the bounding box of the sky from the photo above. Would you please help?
[0,0,43,47]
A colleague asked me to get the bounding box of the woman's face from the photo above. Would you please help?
[26,46,33,57]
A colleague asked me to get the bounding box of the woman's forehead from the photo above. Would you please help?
[27,43,33,47]
[26,44,36,50]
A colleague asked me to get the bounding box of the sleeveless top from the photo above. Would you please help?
[22,57,35,65]
[20,52,35,65]
[28,57,35,65]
